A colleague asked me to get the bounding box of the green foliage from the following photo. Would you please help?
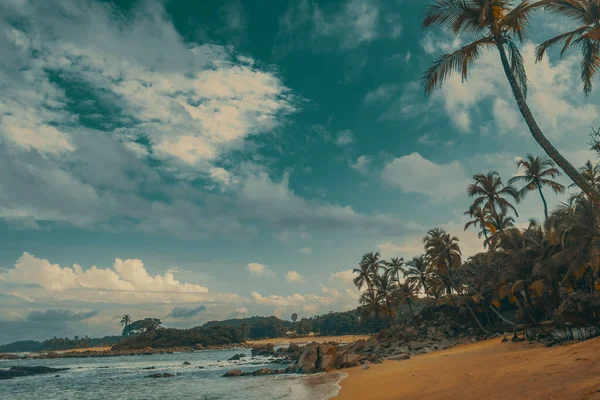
[112,325,243,350]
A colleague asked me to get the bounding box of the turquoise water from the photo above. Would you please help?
[1,348,346,399]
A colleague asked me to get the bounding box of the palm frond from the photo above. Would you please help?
[422,0,485,34]
[536,26,587,61]
[422,37,495,95]
[505,38,528,98]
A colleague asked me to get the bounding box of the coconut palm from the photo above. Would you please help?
[422,0,599,200]
[385,257,406,285]
[464,205,492,244]
[423,228,462,294]
[353,259,374,291]
[395,280,420,320]
[509,154,565,220]
[468,172,520,231]
[572,160,600,190]
[536,0,600,96]
[405,255,431,296]
[373,273,399,323]
[359,288,388,322]
[120,314,131,327]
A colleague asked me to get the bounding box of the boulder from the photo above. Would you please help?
[222,369,243,377]
[251,368,273,376]
[319,354,336,372]
[228,353,246,361]
[142,366,156,370]
[361,364,370,370]
[251,344,276,357]
[296,344,318,373]
[387,353,410,361]
[335,353,363,369]
[183,361,191,365]
[408,341,426,351]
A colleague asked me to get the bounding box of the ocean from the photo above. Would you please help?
[1,348,346,399]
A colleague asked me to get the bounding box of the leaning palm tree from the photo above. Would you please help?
[468,172,520,232]
[509,154,565,220]
[536,0,600,96]
[394,280,420,321]
[120,314,131,327]
[422,0,599,200]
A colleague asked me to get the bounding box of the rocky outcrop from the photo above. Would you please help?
[0,366,70,380]
[290,342,365,373]
[228,353,246,361]
[295,343,319,373]
[146,372,175,378]
[222,367,292,377]
[251,344,276,357]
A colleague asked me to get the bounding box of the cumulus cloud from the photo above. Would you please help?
[0,252,240,305]
[247,263,275,278]
[330,270,355,287]
[169,305,207,318]
[286,270,304,283]
[381,153,469,202]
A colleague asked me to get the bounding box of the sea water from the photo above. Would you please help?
[1,348,346,399]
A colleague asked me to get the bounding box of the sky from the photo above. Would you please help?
[0,0,599,344]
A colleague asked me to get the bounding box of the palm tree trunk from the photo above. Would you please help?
[496,42,600,202]
[465,302,489,334]
[537,184,549,221]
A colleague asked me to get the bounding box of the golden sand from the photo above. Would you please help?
[335,337,600,400]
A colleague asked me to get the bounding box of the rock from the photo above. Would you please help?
[0,366,70,380]
[198,366,205,369]
[408,341,426,351]
[415,347,433,355]
[251,344,276,357]
[387,353,410,361]
[296,343,318,373]
[222,369,243,377]
[45,352,61,359]
[146,373,175,378]
[252,368,273,376]
[373,357,384,364]
[228,353,246,361]
[142,366,156,370]
[438,338,452,349]
[183,361,191,365]
[0,354,21,360]
[361,364,370,370]
[501,336,509,343]
[335,353,363,369]
[193,344,204,351]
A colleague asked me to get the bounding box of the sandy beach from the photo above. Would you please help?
[335,337,600,400]
[247,335,369,346]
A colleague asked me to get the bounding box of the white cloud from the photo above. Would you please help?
[377,240,424,259]
[298,247,313,254]
[251,286,359,316]
[350,155,370,174]
[335,129,354,145]
[421,31,461,55]
[363,84,399,104]
[276,0,401,53]
[0,252,243,305]
[330,270,355,287]
[381,152,469,202]
[247,262,275,278]
[286,270,305,283]
[209,167,236,186]
[234,307,248,317]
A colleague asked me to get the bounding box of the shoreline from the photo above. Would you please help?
[334,336,600,400]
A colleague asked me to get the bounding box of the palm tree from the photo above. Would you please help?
[573,160,600,189]
[422,0,599,201]
[536,0,600,96]
[464,205,492,244]
[423,228,462,294]
[405,255,431,296]
[353,252,385,291]
[373,273,399,323]
[468,172,520,232]
[120,314,131,328]
[509,154,565,220]
[385,257,406,285]
[291,312,298,329]
[359,288,387,322]
[395,280,420,321]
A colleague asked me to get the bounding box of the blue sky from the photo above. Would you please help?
[1,0,599,344]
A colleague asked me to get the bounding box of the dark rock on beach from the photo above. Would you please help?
[228,353,246,361]
[0,366,70,380]
[146,373,175,378]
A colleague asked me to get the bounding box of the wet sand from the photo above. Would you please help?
[335,336,600,400]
